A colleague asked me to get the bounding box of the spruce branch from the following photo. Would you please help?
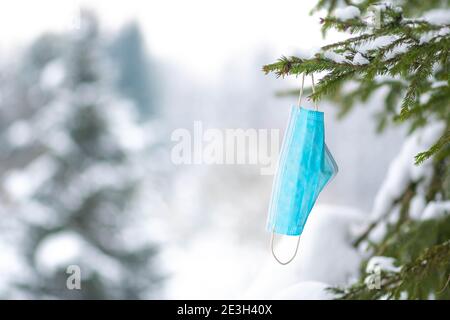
[333,239,450,300]
[415,131,450,165]
[276,0,450,301]
[263,1,449,165]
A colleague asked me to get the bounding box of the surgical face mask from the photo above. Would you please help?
[266,74,338,265]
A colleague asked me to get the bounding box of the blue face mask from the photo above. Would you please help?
[266,104,338,264]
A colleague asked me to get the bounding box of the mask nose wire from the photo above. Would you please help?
[271,230,301,265]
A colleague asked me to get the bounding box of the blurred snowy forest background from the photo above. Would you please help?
[0,1,409,299]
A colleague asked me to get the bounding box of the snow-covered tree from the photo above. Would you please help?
[1,11,161,299]
[264,0,449,299]
[108,22,158,119]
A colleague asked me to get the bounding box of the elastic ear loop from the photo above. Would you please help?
[271,73,318,265]
[296,73,318,111]
[271,231,301,265]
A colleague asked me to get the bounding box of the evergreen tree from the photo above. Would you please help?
[264,0,449,299]
[108,22,158,119]
[1,11,160,299]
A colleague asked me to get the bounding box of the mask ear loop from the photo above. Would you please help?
[311,73,318,111]
[296,73,318,111]
[271,73,317,266]
[296,73,306,108]
[271,230,301,265]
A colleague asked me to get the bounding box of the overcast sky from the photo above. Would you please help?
[0,0,345,80]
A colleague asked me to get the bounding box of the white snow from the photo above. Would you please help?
[352,52,369,65]
[107,100,147,152]
[43,128,76,156]
[163,231,265,299]
[384,43,410,60]
[0,242,31,297]
[357,35,398,54]
[420,27,450,44]
[387,205,401,224]
[32,98,72,138]
[55,161,141,213]
[245,205,364,299]
[438,27,450,36]
[368,220,387,243]
[409,194,427,220]
[370,3,402,14]
[335,6,361,21]
[272,281,335,300]
[370,3,389,13]
[5,120,33,147]
[366,256,401,273]
[421,201,450,220]
[35,230,124,282]
[323,51,350,64]
[420,32,436,44]
[371,121,446,220]
[420,92,432,105]
[340,79,360,94]
[19,201,60,227]
[431,80,448,89]
[35,231,84,273]
[3,172,31,200]
[422,9,450,25]
[3,155,57,201]
[40,59,65,89]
